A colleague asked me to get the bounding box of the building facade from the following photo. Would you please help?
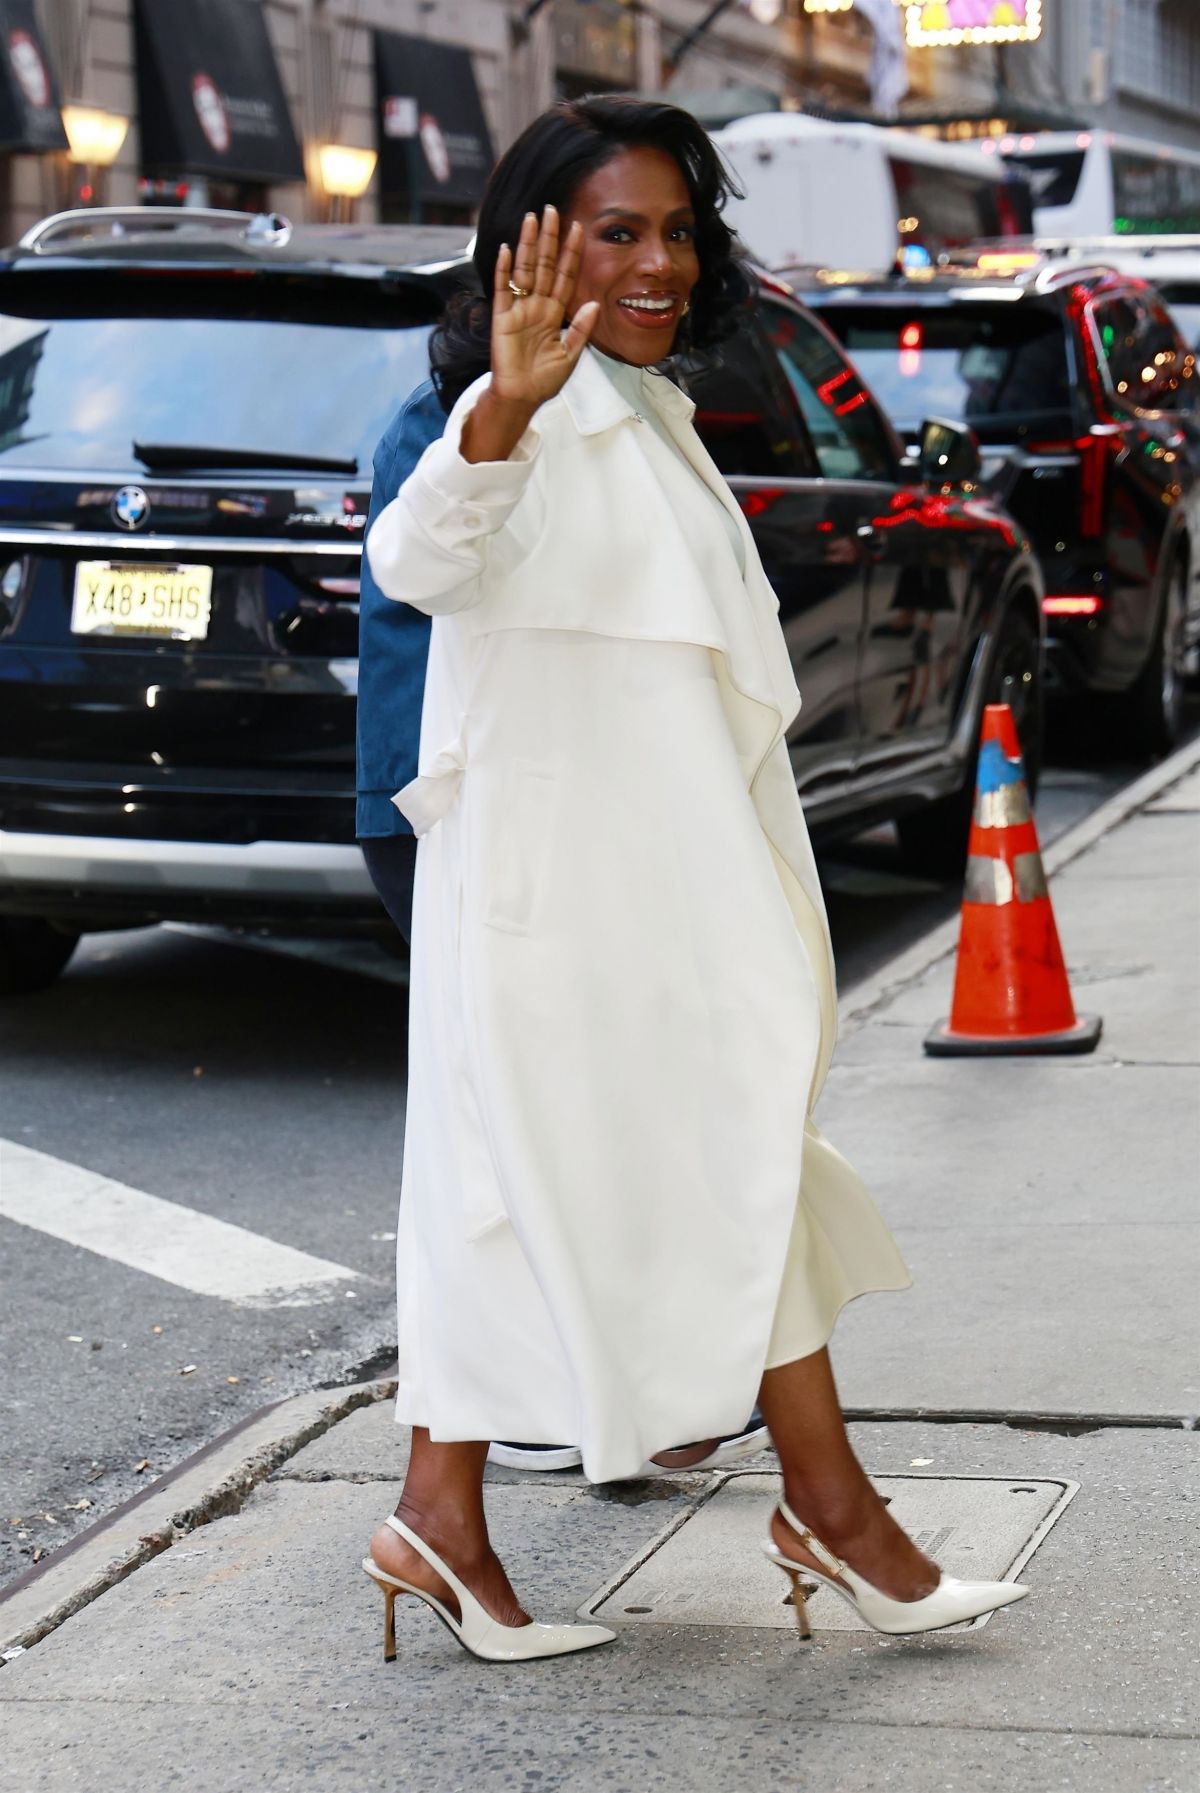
[899,0,1200,157]
[2,0,1198,244]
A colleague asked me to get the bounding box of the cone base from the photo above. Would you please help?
[924,1015,1103,1058]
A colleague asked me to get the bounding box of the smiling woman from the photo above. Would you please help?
[361,94,1029,1669]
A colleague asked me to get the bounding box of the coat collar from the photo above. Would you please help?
[560,346,696,437]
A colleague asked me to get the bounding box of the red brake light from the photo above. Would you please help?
[900,322,923,350]
[1043,594,1103,617]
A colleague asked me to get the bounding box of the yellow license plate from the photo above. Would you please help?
[71,562,213,641]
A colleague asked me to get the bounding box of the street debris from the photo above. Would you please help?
[179,1364,197,1376]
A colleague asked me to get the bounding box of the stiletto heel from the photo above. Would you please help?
[762,1498,1030,1638]
[784,1569,812,1640]
[362,1515,616,1663]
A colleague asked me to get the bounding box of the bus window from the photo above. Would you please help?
[1112,150,1200,234]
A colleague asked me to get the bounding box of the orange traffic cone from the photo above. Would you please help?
[925,704,1101,1056]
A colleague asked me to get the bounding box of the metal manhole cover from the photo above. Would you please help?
[583,1471,1077,1632]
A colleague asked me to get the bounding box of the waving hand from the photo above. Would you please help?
[490,207,600,411]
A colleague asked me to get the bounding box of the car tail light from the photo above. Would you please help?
[899,320,922,378]
[1043,594,1103,616]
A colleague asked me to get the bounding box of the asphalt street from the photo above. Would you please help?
[2,707,1196,1592]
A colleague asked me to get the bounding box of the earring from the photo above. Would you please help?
[681,299,691,317]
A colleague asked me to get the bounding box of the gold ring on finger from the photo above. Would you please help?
[508,280,530,298]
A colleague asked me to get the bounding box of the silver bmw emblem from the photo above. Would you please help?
[111,485,150,530]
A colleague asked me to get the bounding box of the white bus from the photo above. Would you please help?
[714,114,1032,275]
[994,130,1200,238]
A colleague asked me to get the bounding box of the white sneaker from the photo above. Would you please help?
[626,1411,771,1480]
[487,1441,583,1472]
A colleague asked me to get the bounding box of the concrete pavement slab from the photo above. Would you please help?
[833,1225,1197,1416]
[3,1705,1195,1793]
[2,1425,1195,1792]
[815,793,1200,1419]
[1057,813,1200,881]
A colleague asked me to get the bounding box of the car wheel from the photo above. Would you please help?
[0,917,80,995]
[1116,557,1186,758]
[897,604,1043,882]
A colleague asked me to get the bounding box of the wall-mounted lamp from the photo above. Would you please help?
[317,144,377,198]
[60,105,129,207]
[61,105,129,167]
[316,143,378,221]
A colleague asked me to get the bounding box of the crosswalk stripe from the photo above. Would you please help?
[0,1140,360,1307]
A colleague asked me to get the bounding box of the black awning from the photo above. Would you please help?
[374,30,495,211]
[0,0,67,154]
[134,0,304,184]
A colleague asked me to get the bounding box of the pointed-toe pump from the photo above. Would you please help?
[763,1498,1030,1639]
[362,1514,616,1663]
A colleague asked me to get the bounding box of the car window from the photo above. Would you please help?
[681,321,812,479]
[0,270,438,472]
[761,301,897,481]
[817,299,1072,440]
[1091,294,1199,414]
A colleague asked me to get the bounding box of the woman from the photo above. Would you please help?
[362,96,1028,1662]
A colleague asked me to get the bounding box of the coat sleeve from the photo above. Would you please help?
[365,381,543,616]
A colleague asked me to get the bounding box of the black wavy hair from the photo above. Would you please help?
[430,94,752,411]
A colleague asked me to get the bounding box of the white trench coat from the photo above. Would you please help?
[367,347,909,1483]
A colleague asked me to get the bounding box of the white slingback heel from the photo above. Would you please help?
[763,1497,1030,1639]
[362,1513,616,1663]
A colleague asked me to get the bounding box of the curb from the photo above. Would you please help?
[0,1375,396,1663]
[838,733,1200,1037]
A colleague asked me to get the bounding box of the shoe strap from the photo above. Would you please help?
[384,1513,482,1622]
[777,1498,848,1580]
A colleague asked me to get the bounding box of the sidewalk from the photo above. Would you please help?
[3,746,1198,1793]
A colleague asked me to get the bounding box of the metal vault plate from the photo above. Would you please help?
[583,1471,1077,1632]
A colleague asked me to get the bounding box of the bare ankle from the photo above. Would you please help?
[780,1478,873,1545]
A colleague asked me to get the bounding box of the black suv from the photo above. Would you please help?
[800,257,1200,755]
[0,210,1042,992]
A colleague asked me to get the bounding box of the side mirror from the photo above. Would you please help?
[918,416,982,487]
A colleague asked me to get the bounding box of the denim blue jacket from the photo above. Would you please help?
[355,379,445,838]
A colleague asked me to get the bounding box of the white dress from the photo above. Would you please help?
[368,347,910,1483]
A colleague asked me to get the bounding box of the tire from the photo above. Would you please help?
[897,604,1043,882]
[1115,557,1186,759]
[0,917,80,995]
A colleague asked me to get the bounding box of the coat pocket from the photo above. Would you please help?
[484,759,559,937]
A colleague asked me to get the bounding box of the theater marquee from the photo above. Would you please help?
[903,1,1043,46]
